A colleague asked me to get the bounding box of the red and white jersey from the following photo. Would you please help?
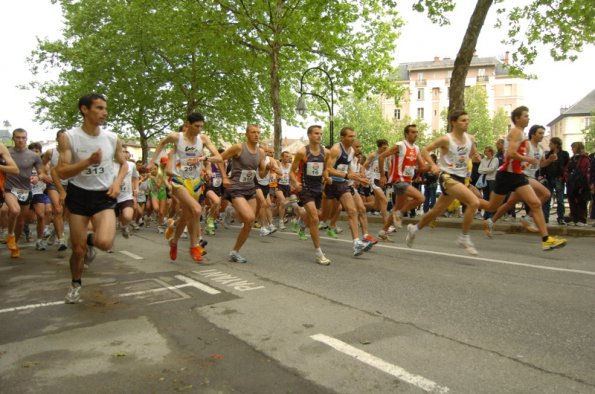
[388,140,419,183]
[499,138,528,175]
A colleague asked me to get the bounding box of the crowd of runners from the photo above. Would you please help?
[0,94,570,303]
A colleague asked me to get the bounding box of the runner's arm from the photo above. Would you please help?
[421,136,448,174]
[107,138,128,198]
[201,135,222,163]
[289,148,304,191]
[258,148,268,178]
[377,145,398,175]
[325,145,344,178]
[362,152,375,171]
[148,132,176,167]
[0,144,19,175]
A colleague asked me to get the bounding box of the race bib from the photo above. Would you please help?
[212,174,222,187]
[239,169,256,183]
[121,183,129,192]
[181,165,199,178]
[336,163,349,173]
[82,165,106,176]
[454,155,467,169]
[280,174,290,185]
[11,188,30,202]
[403,166,415,178]
[306,162,322,177]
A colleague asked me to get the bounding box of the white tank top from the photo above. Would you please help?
[278,162,291,185]
[256,156,271,186]
[523,140,543,179]
[174,132,204,179]
[369,153,380,179]
[67,127,117,191]
[116,161,137,203]
[438,132,472,178]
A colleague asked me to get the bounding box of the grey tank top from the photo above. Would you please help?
[228,143,260,192]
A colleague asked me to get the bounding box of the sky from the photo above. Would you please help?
[0,1,593,143]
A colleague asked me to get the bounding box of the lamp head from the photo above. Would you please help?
[296,95,307,116]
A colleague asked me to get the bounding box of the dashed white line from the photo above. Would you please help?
[120,250,143,260]
[0,301,65,314]
[311,333,449,393]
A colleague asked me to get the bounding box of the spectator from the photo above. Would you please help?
[590,152,595,225]
[541,137,570,224]
[423,153,438,213]
[565,142,591,226]
[495,138,505,166]
[478,146,498,218]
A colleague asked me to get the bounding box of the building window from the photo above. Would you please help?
[417,72,424,81]
[504,84,512,96]
[417,108,425,119]
[394,109,401,120]
[585,117,592,128]
[417,89,424,101]
[478,68,485,76]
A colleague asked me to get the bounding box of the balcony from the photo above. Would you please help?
[476,75,489,83]
[415,79,427,87]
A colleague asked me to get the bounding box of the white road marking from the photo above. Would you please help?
[0,275,219,314]
[0,266,15,272]
[120,250,143,260]
[308,233,595,276]
[311,334,449,393]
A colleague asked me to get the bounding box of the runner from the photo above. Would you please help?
[56,93,128,303]
[220,124,269,263]
[275,151,292,230]
[4,129,48,258]
[363,139,390,225]
[481,107,567,250]
[149,112,223,262]
[203,152,225,235]
[290,125,331,265]
[349,141,378,245]
[0,142,19,244]
[115,149,139,238]
[28,142,52,251]
[135,167,149,227]
[377,125,426,241]
[483,124,552,234]
[324,127,373,256]
[255,144,281,236]
[405,111,482,255]
[43,130,69,251]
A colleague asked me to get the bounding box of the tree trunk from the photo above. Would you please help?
[269,1,283,159]
[139,129,149,164]
[448,0,494,122]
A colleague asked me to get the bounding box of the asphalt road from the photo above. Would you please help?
[1,219,594,393]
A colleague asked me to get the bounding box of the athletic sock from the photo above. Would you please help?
[315,248,323,257]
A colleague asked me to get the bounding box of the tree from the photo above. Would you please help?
[464,85,494,150]
[328,96,398,153]
[207,0,402,157]
[491,107,510,140]
[583,112,595,152]
[414,0,594,117]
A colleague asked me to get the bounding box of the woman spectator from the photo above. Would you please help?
[478,146,498,218]
[565,142,591,226]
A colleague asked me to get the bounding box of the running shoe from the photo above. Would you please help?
[377,230,391,242]
[268,224,277,234]
[326,228,338,239]
[387,225,396,233]
[405,224,417,248]
[278,222,286,231]
[46,228,56,245]
[229,250,247,263]
[291,221,299,233]
[392,210,402,229]
[122,225,131,239]
[131,222,140,231]
[85,245,97,264]
[253,222,261,229]
[520,216,538,233]
[575,222,587,227]
[199,239,208,248]
[190,245,204,262]
[316,254,331,266]
[10,247,20,258]
[298,228,307,240]
[57,239,68,252]
[260,227,272,237]
[353,239,367,256]
[335,226,344,234]
[65,283,81,304]
[542,236,567,251]
[456,235,478,255]
[207,217,216,233]
[169,241,178,261]
[35,239,47,251]
[318,222,329,230]
[6,235,17,251]
[362,239,374,252]
[158,225,165,234]
[363,234,378,245]
[483,219,494,238]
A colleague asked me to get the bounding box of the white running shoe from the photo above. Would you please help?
[405,224,417,248]
[57,239,68,252]
[268,224,278,234]
[353,239,367,256]
[392,210,402,229]
[377,230,391,241]
[35,239,47,251]
[259,227,272,237]
[316,254,331,265]
[229,250,248,263]
[65,283,81,304]
[387,225,396,233]
[457,235,478,255]
[335,226,344,234]
[122,225,131,239]
[483,219,494,238]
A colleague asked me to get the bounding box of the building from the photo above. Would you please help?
[381,53,524,134]
[547,89,594,152]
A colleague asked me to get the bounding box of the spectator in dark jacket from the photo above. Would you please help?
[590,152,595,223]
[541,137,570,224]
[423,154,438,213]
[565,142,590,226]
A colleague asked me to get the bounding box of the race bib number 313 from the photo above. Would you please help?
[82,165,105,176]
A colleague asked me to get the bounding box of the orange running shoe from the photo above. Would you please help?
[190,245,204,262]
[6,235,17,251]
[363,234,378,245]
[10,246,20,258]
[169,241,178,261]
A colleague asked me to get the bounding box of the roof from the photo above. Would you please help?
[547,89,595,127]
[395,56,509,81]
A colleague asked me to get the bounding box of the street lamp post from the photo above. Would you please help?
[295,66,335,145]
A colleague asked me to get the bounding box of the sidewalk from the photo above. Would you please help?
[358,214,595,237]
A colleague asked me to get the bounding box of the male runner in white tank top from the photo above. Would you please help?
[362,139,389,226]
[405,110,482,255]
[42,130,68,252]
[56,94,128,303]
[149,112,223,263]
